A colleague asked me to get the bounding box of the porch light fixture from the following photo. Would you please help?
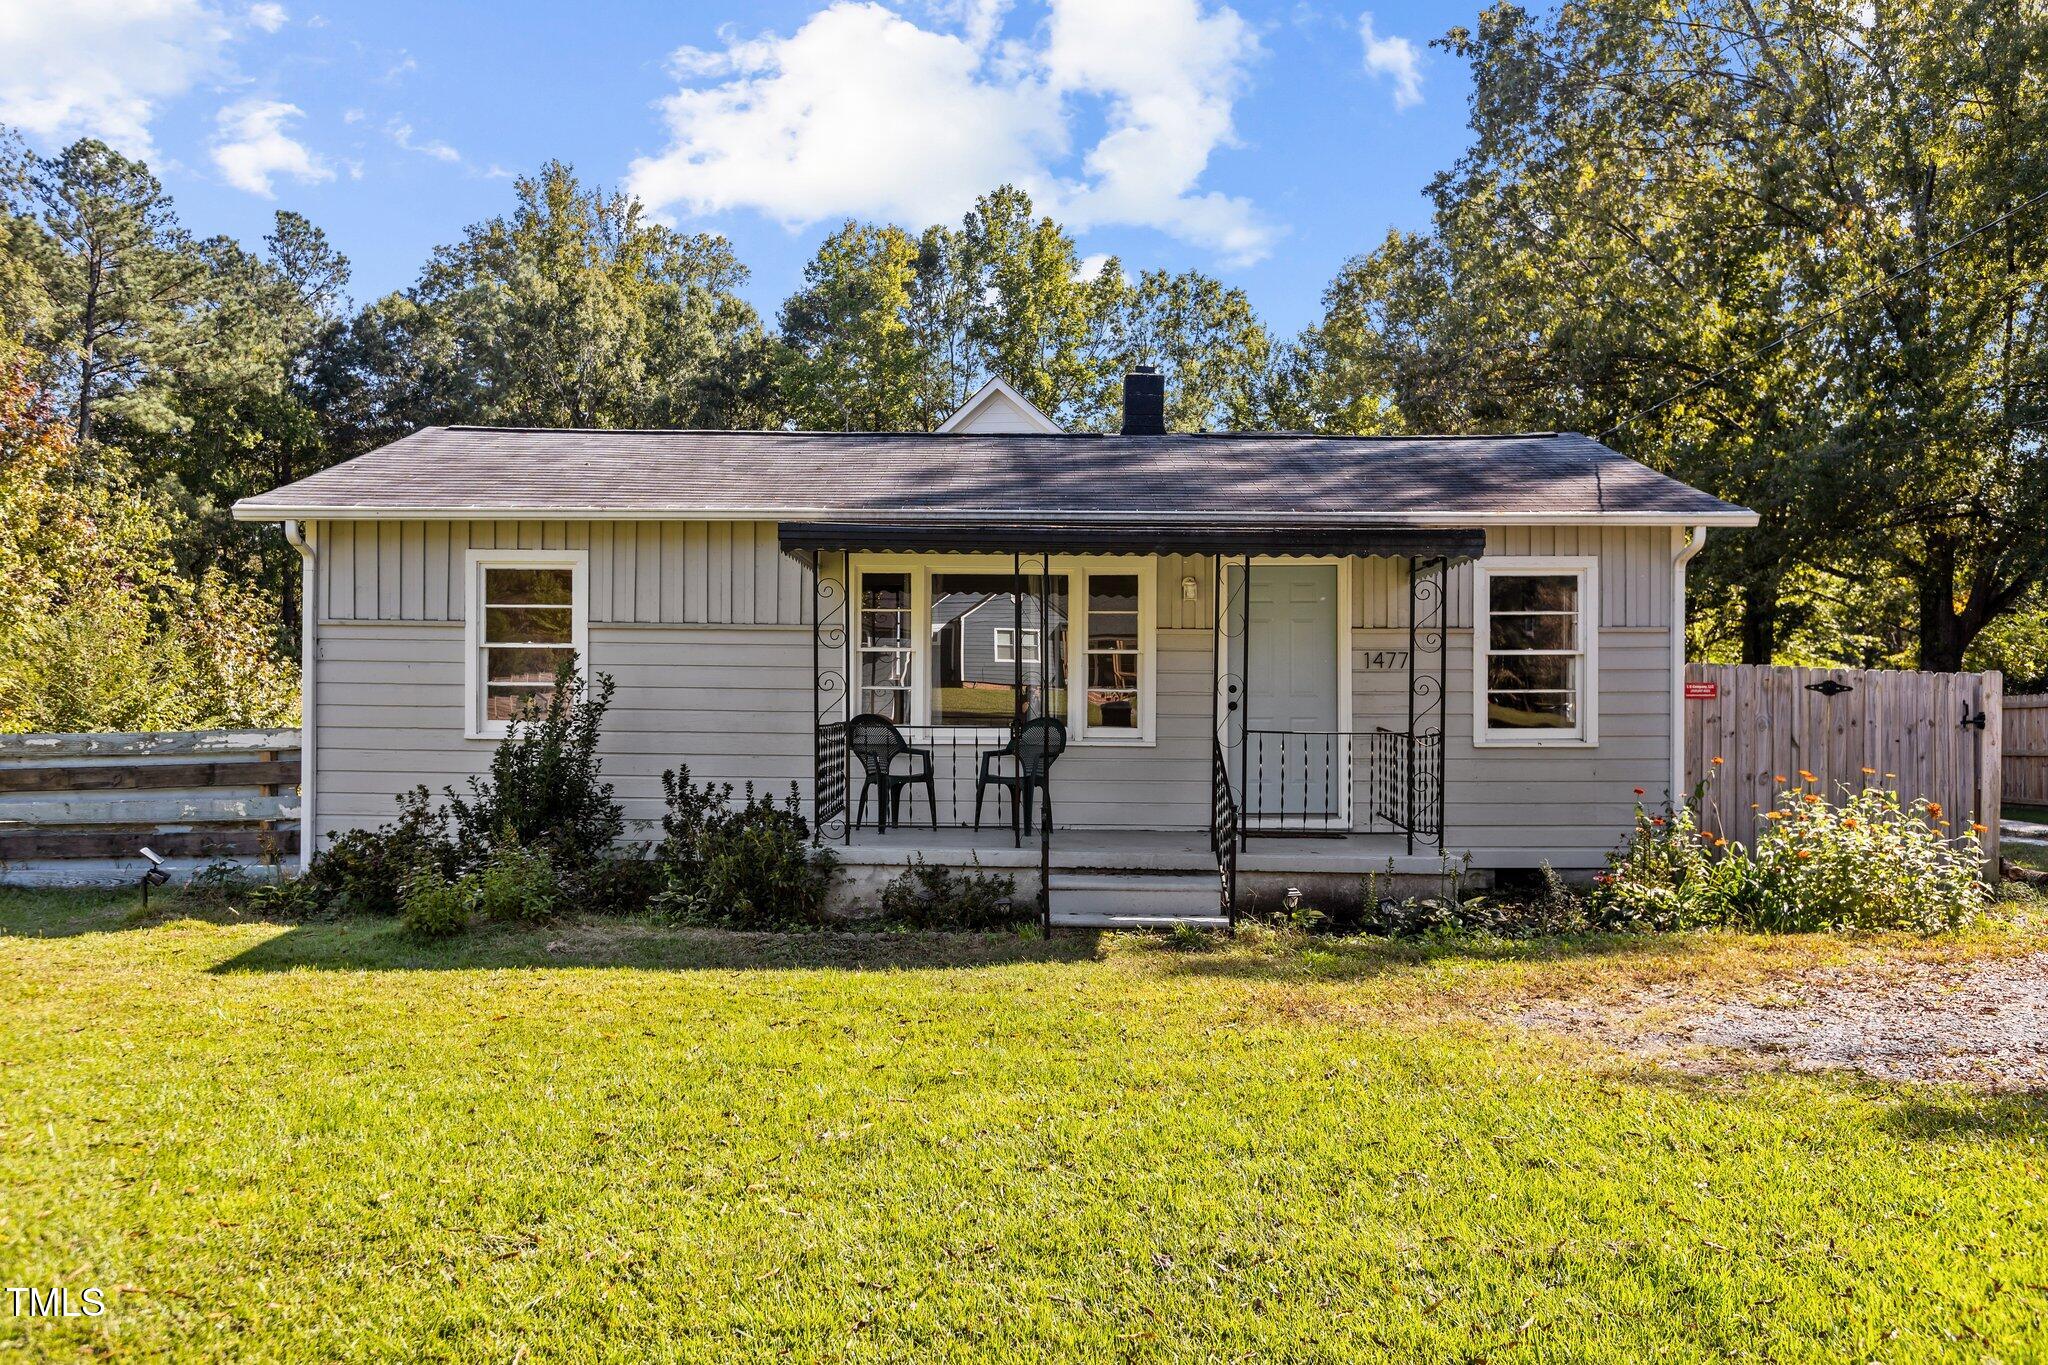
[1181,575,1199,600]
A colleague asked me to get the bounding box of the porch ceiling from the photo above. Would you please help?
[776,519,1486,560]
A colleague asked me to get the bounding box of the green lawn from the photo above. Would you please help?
[4,891,2046,1362]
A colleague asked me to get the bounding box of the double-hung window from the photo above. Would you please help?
[851,558,1154,743]
[1473,557,1597,746]
[857,572,914,723]
[465,549,588,739]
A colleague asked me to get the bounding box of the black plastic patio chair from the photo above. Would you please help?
[972,717,1066,836]
[848,714,937,832]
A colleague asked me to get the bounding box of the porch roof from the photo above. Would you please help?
[776,519,1486,560]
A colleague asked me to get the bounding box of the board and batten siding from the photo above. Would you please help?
[306,520,1679,867]
[317,519,810,626]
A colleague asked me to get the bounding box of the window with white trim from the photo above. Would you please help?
[1473,558,1597,746]
[857,571,913,723]
[465,550,588,739]
[850,557,1154,743]
[990,627,1040,664]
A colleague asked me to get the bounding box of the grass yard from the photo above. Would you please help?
[3,891,2046,1362]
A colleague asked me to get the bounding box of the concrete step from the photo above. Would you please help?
[1048,871,1225,928]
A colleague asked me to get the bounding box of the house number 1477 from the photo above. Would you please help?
[1360,651,1410,670]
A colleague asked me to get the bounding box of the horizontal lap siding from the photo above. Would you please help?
[316,520,808,626]
[312,527,1676,863]
[313,623,812,846]
[1349,628,1670,869]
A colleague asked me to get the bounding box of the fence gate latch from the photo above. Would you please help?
[1806,679,1853,697]
[1962,704,1987,732]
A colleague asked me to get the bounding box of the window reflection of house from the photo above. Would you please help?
[928,582,1068,726]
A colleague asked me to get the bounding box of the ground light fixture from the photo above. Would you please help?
[138,847,171,910]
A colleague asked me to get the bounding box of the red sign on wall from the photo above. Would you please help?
[1684,682,1719,700]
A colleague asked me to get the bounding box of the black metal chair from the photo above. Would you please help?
[849,714,937,832]
[973,717,1066,835]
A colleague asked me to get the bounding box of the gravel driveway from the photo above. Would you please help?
[1510,951,2048,1093]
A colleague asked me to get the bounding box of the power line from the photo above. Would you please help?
[1599,184,2048,440]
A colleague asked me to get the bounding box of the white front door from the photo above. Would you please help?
[1228,563,1343,826]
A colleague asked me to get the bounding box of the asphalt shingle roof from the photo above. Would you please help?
[233,425,1756,524]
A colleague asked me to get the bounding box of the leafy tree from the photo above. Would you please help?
[777,221,928,430]
[956,186,1116,427]
[1105,267,1275,432]
[0,342,296,731]
[395,161,769,430]
[28,139,207,447]
[1307,1,2048,668]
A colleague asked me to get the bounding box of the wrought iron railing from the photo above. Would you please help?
[814,720,848,842]
[1242,727,1443,850]
[1210,736,1239,928]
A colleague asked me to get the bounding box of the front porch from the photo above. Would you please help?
[782,518,1484,928]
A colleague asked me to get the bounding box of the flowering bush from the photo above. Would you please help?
[1594,771,1988,934]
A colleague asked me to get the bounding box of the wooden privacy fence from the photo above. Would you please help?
[1682,664,2001,865]
[0,729,300,886]
[2007,696,2048,808]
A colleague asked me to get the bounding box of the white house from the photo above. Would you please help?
[235,370,1757,925]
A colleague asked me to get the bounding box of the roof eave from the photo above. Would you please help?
[231,501,1760,527]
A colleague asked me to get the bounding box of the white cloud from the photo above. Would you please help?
[248,3,288,33]
[1040,0,1268,262]
[1074,252,1110,281]
[387,118,461,163]
[0,0,234,155]
[210,97,330,196]
[1357,12,1422,110]
[627,0,1276,264]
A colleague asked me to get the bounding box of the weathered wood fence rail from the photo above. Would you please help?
[2006,696,2048,809]
[0,729,301,886]
[1683,664,2001,866]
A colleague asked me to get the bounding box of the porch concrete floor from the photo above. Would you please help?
[833,824,1451,874]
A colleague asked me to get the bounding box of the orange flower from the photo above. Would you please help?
[1651,816,1666,827]
[1763,810,1784,820]
[1798,769,1816,783]
[1774,774,1788,784]
[1861,766,1877,776]
[1796,850,1812,860]
[1803,793,1820,804]
[1750,802,1761,810]
[1842,818,1857,829]
[1633,787,1646,796]
[1971,822,1989,834]
[1711,755,1725,766]
[1928,802,1943,816]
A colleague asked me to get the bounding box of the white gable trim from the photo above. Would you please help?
[936,376,1064,434]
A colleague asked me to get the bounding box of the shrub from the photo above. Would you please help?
[871,856,1026,930]
[565,855,663,917]
[469,835,560,924]
[296,786,455,916]
[1594,778,1989,933]
[651,767,837,929]
[399,861,471,939]
[445,659,624,873]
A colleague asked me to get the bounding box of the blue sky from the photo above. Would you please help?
[1,0,1486,335]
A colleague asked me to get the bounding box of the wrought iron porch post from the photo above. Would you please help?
[1406,556,1418,856]
[1038,550,1053,934]
[1239,553,1252,851]
[1013,551,1023,851]
[1435,556,1448,852]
